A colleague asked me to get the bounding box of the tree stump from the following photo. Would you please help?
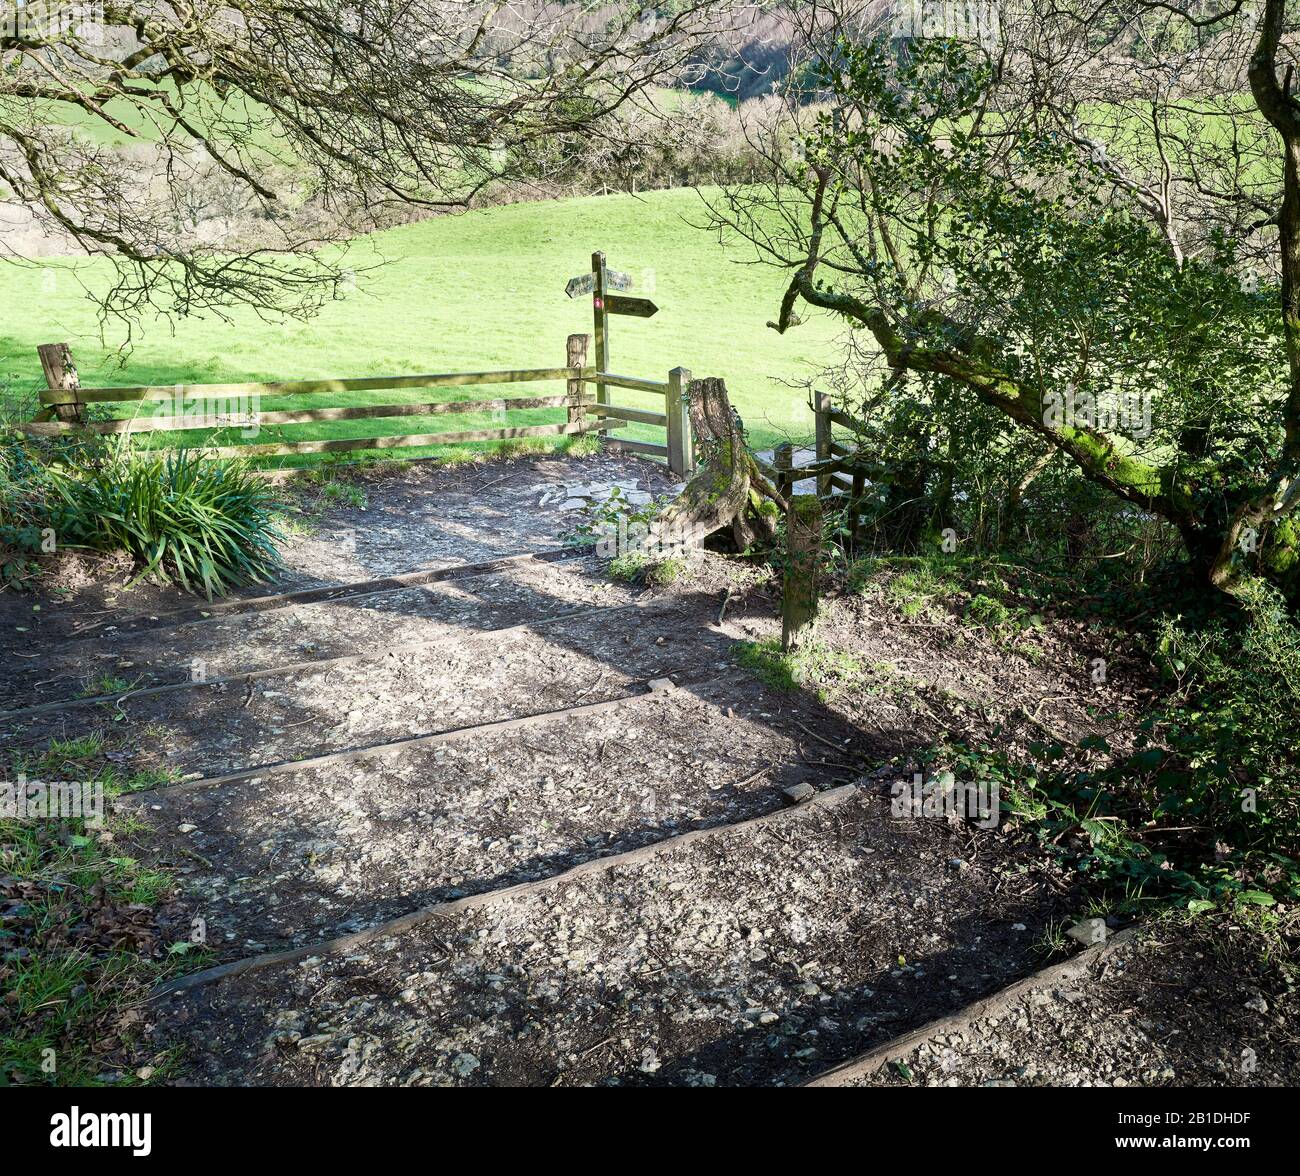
[649,376,786,555]
[782,493,823,651]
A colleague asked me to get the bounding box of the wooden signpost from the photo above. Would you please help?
[564,269,632,299]
[564,252,659,411]
[561,251,691,477]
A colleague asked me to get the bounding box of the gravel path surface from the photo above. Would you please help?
[147,788,1061,1087]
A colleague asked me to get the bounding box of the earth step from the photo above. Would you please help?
[3,595,741,779]
[0,553,625,713]
[802,929,1140,1087]
[147,787,1062,1087]
[121,679,852,959]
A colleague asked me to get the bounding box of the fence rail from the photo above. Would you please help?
[21,336,698,476]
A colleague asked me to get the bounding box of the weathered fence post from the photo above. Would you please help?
[566,333,590,433]
[782,493,823,652]
[813,390,832,498]
[666,365,694,478]
[774,441,793,499]
[592,250,609,412]
[850,467,866,552]
[38,342,85,425]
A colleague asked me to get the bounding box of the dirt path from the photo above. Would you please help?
[809,922,1299,1088]
[3,451,1139,1086]
[148,788,1061,1087]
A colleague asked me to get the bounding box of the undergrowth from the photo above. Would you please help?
[915,584,1300,916]
[3,430,285,599]
[1,736,193,1086]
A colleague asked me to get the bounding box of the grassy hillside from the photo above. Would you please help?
[0,189,843,460]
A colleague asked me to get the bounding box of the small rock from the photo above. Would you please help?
[1064,918,1110,946]
[1245,995,1269,1014]
[451,1052,480,1078]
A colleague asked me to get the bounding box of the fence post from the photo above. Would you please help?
[850,467,866,553]
[782,493,823,652]
[666,365,693,479]
[774,441,793,499]
[566,333,590,434]
[38,342,85,425]
[592,250,609,413]
[814,390,831,498]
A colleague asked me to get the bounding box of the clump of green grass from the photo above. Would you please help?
[560,432,602,459]
[849,554,962,616]
[645,556,687,586]
[850,554,1040,639]
[735,638,866,703]
[317,481,368,510]
[608,551,646,580]
[76,673,138,699]
[46,442,283,599]
[607,551,687,586]
[967,592,1012,627]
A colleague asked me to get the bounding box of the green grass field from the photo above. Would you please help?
[0,189,843,462]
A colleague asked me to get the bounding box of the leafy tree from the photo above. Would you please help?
[709,1,1300,602]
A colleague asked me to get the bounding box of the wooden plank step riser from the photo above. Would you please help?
[802,929,1142,1087]
[0,597,651,723]
[51,548,588,644]
[133,679,684,799]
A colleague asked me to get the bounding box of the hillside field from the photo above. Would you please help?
[0,189,844,461]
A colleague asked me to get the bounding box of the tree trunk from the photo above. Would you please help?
[649,377,784,555]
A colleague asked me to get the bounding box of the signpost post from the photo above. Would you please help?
[591,251,609,411]
[565,255,652,415]
[563,252,679,471]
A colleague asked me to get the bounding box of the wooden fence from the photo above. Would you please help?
[767,390,880,545]
[768,392,871,497]
[21,337,697,477]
